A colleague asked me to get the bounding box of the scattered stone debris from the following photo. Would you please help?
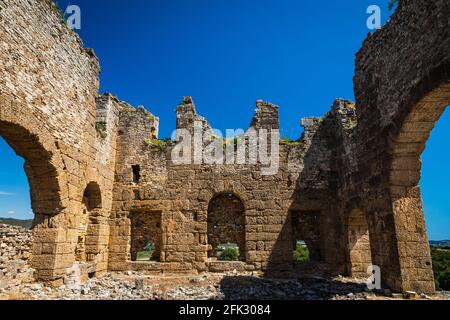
[0,270,449,301]
[0,224,449,300]
[0,225,35,290]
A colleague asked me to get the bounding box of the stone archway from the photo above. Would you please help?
[347,209,372,278]
[0,122,64,215]
[351,1,449,294]
[207,192,246,261]
[354,72,450,294]
[387,82,450,293]
[291,210,321,263]
[0,120,67,281]
[76,182,102,263]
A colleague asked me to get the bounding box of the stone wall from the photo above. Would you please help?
[0,0,447,295]
[130,210,162,262]
[108,96,354,277]
[348,0,450,293]
[347,210,372,277]
[0,0,118,283]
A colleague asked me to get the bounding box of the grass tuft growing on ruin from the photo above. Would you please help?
[280,137,304,146]
[95,121,107,140]
[145,138,172,150]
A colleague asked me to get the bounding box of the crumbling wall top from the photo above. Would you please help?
[250,100,280,130]
[175,96,212,133]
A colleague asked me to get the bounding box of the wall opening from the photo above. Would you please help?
[0,137,33,225]
[291,210,321,265]
[76,182,102,263]
[130,211,162,262]
[132,165,141,183]
[293,240,311,264]
[347,209,372,277]
[0,121,62,222]
[387,84,450,292]
[419,105,450,291]
[207,192,245,261]
[0,121,64,280]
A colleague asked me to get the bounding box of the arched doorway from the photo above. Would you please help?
[77,182,102,263]
[421,107,450,291]
[0,121,63,216]
[0,137,32,224]
[347,209,372,277]
[0,120,66,280]
[291,210,321,265]
[207,192,245,261]
[388,84,450,293]
[350,0,449,294]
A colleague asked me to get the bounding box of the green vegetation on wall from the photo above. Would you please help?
[280,137,304,146]
[95,121,107,140]
[145,138,172,150]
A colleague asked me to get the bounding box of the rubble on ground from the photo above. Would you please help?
[0,224,35,290]
[1,224,449,301]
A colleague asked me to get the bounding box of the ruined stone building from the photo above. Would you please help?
[0,0,448,294]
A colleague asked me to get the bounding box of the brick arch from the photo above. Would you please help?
[354,70,450,294]
[207,192,246,261]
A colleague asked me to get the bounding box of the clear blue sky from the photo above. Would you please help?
[0,0,448,239]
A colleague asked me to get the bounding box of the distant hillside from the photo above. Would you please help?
[430,240,450,248]
[0,218,33,229]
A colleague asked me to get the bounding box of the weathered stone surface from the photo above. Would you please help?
[0,0,448,296]
[349,0,450,294]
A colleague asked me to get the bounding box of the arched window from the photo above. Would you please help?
[207,192,246,261]
[76,182,102,263]
[291,210,321,265]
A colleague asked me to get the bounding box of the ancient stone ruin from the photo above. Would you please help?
[0,0,448,295]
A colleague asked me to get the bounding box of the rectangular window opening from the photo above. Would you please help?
[132,165,141,183]
[130,211,162,262]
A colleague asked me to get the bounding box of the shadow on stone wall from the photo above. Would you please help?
[263,117,343,279]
